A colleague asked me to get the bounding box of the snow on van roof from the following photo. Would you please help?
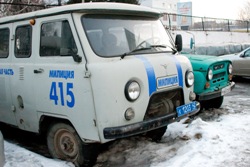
[0,2,161,24]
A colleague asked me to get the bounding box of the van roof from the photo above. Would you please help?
[0,2,161,24]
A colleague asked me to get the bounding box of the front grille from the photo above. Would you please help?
[212,72,225,83]
[213,72,226,79]
[144,88,184,120]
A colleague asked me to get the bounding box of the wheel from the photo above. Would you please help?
[146,126,167,142]
[201,96,224,109]
[47,123,98,167]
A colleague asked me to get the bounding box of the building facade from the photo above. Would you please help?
[140,0,180,28]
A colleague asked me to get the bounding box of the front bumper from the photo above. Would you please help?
[196,82,235,101]
[103,101,200,139]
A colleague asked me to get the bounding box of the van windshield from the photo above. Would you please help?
[82,15,174,57]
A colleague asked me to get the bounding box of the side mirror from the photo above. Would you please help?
[190,38,195,49]
[175,34,182,52]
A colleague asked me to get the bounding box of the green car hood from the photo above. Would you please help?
[182,53,230,71]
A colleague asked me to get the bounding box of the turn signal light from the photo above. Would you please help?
[205,82,210,89]
[229,74,233,81]
[29,19,36,25]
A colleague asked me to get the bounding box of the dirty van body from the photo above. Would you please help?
[0,3,200,166]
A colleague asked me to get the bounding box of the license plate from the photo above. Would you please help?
[221,85,231,96]
[176,102,197,117]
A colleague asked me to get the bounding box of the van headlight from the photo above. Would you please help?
[185,71,194,87]
[207,68,213,80]
[125,81,140,101]
[228,64,233,74]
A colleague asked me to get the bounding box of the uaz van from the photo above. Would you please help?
[0,3,200,166]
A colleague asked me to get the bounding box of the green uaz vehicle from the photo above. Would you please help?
[183,54,235,109]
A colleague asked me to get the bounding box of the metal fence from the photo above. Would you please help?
[161,13,249,32]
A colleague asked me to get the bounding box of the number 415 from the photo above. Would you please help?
[49,82,75,108]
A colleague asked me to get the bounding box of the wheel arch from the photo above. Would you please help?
[193,70,207,94]
[40,115,100,166]
[39,115,74,137]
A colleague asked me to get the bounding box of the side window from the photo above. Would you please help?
[245,50,250,57]
[15,25,32,58]
[40,20,77,57]
[0,28,9,58]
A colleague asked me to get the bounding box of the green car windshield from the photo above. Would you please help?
[82,14,174,57]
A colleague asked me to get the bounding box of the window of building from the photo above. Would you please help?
[0,28,9,58]
[172,14,177,21]
[40,20,77,56]
[15,25,32,58]
[163,14,168,21]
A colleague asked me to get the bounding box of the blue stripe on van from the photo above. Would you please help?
[136,56,156,96]
[173,57,183,87]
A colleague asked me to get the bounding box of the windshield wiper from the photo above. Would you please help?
[154,44,177,53]
[149,45,167,48]
[121,45,170,59]
[152,44,177,53]
[121,47,152,59]
[120,44,176,59]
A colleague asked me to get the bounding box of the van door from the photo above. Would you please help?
[10,22,38,131]
[33,15,99,140]
[34,19,79,115]
[0,26,17,126]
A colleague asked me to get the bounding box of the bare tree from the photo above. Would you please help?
[67,0,139,5]
[45,0,68,6]
[238,1,250,21]
[0,0,140,17]
[0,0,46,17]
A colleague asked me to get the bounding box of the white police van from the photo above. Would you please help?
[0,3,200,166]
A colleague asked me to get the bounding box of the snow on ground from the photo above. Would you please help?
[4,142,74,167]
[3,87,250,167]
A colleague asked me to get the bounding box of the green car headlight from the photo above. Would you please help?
[228,64,233,74]
[207,68,213,80]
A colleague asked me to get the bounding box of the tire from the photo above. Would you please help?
[146,126,167,142]
[47,123,98,167]
[201,96,224,109]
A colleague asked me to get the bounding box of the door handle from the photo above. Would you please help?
[34,68,44,74]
